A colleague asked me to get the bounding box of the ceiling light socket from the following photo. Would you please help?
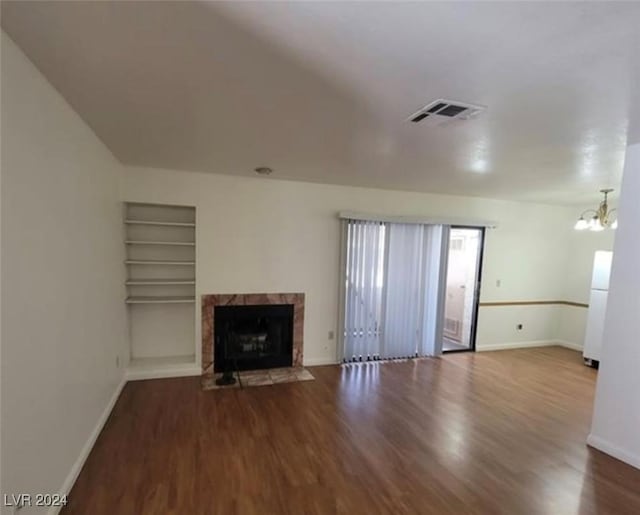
[254,166,273,175]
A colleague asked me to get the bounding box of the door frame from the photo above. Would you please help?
[442,225,485,353]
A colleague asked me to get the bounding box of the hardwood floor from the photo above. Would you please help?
[64,347,640,514]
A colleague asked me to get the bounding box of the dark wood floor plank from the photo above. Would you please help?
[63,347,640,514]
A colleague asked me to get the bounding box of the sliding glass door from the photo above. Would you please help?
[341,220,448,362]
[442,227,484,352]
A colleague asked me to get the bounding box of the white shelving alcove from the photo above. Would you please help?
[124,202,199,380]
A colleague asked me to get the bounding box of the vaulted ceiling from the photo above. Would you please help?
[2,1,639,204]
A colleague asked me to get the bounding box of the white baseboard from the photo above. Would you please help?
[555,340,584,352]
[476,340,557,352]
[49,374,127,515]
[303,357,340,367]
[50,364,200,513]
[125,365,201,381]
[587,434,640,470]
[51,357,331,512]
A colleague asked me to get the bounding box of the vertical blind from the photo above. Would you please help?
[342,220,448,362]
[343,220,386,361]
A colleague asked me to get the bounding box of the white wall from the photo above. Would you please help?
[556,223,615,348]
[1,32,127,512]
[123,165,583,364]
[588,143,640,469]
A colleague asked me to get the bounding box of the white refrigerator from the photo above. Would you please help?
[583,250,613,366]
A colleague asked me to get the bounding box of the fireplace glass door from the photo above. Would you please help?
[214,304,294,372]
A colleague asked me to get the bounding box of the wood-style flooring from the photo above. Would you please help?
[63,347,640,514]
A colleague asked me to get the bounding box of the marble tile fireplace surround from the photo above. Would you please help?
[201,293,305,389]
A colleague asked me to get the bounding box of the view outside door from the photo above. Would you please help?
[443,227,483,352]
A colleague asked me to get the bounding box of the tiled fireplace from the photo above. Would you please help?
[201,293,304,388]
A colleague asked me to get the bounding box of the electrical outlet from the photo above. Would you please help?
[328,330,335,340]
[496,279,501,287]
[517,324,523,330]
[116,356,120,368]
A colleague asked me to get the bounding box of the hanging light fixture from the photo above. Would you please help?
[575,189,618,231]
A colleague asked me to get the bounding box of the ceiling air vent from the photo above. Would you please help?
[409,99,486,124]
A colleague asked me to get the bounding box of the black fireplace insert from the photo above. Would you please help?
[214,304,294,373]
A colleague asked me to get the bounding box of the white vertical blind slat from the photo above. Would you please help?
[355,221,364,359]
[362,222,372,358]
[344,221,354,359]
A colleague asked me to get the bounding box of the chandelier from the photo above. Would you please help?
[575,189,618,231]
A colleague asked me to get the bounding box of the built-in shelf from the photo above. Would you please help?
[125,219,195,228]
[125,259,195,266]
[129,354,196,369]
[126,296,195,304]
[125,240,195,246]
[127,354,199,381]
[124,202,197,380]
[126,279,196,285]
